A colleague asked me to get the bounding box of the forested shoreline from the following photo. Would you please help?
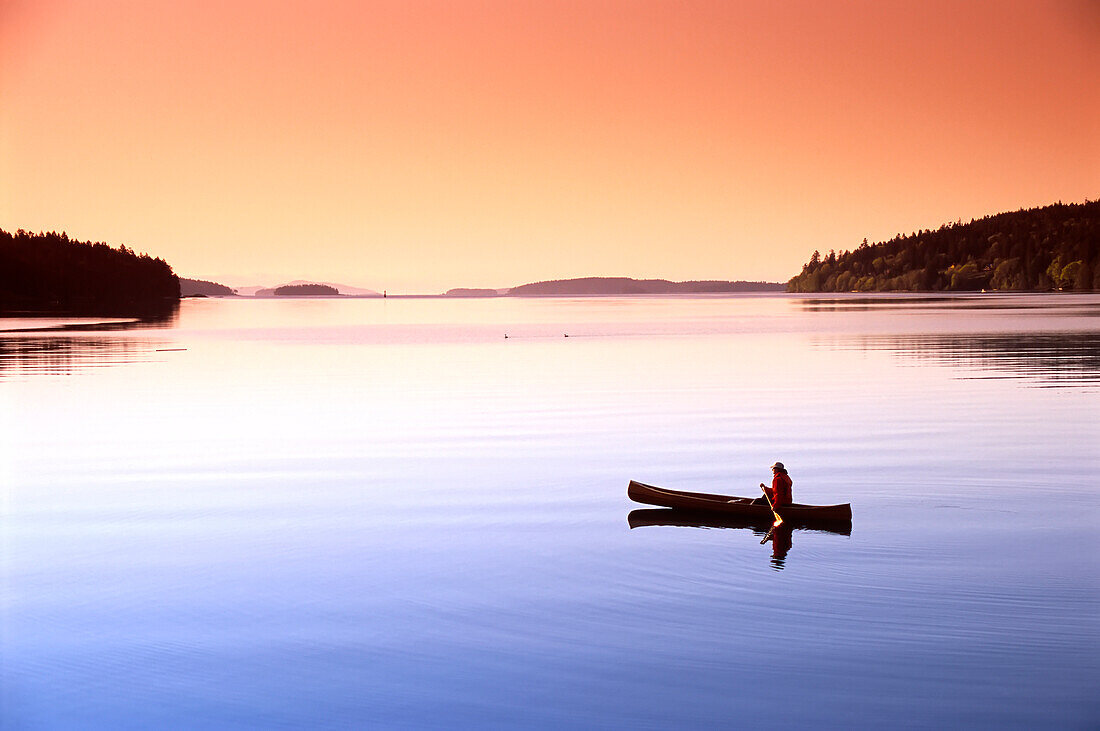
[180,277,236,296]
[0,229,179,315]
[5,200,1097,313]
[788,201,1099,292]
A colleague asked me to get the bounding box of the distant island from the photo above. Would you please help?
[180,277,236,297]
[270,283,340,296]
[788,200,1100,292]
[0,228,178,315]
[446,277,784,296]
[241,280,380,297]
[444,288,504,297]
[512,278,785,295]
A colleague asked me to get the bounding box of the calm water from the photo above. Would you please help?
[2,294,1098,728]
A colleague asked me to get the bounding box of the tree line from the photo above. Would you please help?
[787,200,1100,292]
[0,229,179,315]
[180,277,236,296]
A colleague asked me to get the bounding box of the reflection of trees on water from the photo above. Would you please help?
[799,294,1100,315]
[3,306,180,333]
[0,337,165,377]
[801,297,1088,313]
[825,331,1100,388]
[0,313,177,377]
[801,295,973,311]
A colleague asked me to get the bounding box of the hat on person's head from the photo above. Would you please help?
[771,462,784,470]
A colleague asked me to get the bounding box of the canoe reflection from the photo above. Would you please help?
[627,508,851,570]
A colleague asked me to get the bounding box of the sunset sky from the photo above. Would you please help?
[1,0,1097,292]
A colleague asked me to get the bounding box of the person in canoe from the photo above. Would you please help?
[755,461,793,508]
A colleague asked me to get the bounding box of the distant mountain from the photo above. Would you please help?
[506,277,785,296]
[788,200,1100,292]
[180,277,236,296]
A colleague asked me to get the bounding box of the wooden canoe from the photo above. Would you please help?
[628,480,853,522]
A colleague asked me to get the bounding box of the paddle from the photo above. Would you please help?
[761,483,784,522]
[758,484,784,544]
[759,523,778,544]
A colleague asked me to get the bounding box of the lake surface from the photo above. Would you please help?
[2,293,1098,728]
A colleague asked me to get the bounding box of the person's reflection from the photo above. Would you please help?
[628,509,851,571]
[765,523,793,570]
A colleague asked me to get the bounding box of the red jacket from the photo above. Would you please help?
[766,472,793,507]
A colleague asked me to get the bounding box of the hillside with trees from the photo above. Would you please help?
[0,229,179,315]
[787,200,1100,293]
[180,277,236,296]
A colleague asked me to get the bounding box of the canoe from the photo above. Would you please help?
[627,480,853,522]
[627,508,852,536]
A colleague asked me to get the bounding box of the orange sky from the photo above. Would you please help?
[2,0,1097,292]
